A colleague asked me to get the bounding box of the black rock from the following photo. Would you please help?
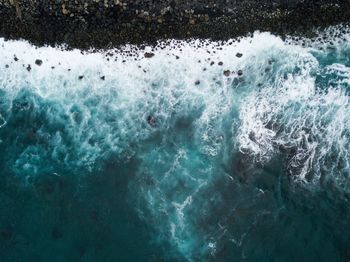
[236,53,243,58]
[26,64,31,72]
[224,70,231,77]
[35,59,43,66]
[144,52,155,58]
[237,70,243,76]
[147,115,156,126]
[78,75,84,80]
[218,61,223,66]
[195,80,200,85]
[100,76,105,80]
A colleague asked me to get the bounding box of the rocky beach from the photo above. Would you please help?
[1,0,350,48]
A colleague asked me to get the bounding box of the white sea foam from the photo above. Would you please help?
[1,26,350,260]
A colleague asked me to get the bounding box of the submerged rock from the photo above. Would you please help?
[147,115,156,126]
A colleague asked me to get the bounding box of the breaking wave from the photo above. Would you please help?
[1,25,350,261]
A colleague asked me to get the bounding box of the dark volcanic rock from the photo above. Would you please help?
[35,59,43,66]
[147,115,156,127]
[0,0,349,49]
[224,70,231,77]
[144,52,155,58]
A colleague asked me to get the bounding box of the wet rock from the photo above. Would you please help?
[0,0,348,50]
[268,59,275,65]
[147,115,156,126]
[35,59,43,66]
[224,70,231,76]
[144,52,155,58]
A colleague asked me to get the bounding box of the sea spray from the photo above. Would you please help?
[0,27,350,261]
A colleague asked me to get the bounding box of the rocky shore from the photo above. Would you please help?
[0,0,350,49]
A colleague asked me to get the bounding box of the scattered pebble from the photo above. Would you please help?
[35,59,43,66]
[144,52,155,58]
[223,70,231,77]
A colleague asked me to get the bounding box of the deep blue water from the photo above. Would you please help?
[1,27,350,261]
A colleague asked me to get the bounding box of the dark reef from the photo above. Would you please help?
[0,0,350,49]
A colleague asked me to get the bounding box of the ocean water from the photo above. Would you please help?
[1,25,350,261]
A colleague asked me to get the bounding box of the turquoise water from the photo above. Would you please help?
[1,26,350,261]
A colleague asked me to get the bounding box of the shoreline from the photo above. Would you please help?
[1,0,350,49]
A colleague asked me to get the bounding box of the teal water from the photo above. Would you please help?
[1,26,350,261]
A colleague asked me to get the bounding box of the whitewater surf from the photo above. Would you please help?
[0,25,350,261]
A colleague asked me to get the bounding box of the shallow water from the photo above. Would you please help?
[1,26,350,261]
